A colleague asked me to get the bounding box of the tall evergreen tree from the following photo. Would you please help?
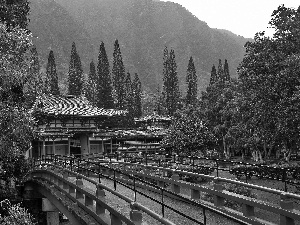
[210,64,217,85]
[68,42,83,96]
[124,72,134,115]
[46,50,60,95]
[162,47,180,116]
[224,59,230,82]
[112,39,126,109]
[85,60,97,104]
[97,42,114,108]
[186,56,197,105]
[217,59,225,83]
[132,73,142,118]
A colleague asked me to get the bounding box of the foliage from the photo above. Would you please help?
[161,106,216,156]
[132,73,142,118]
[96,42,114,109]
[112,39,126,109]
[209,64,217,85]
[0,199,36,225]
[0,0,30,31]
[85,60,97,104]
[68,42,83,96]
[186,56,197,106]
[46,50,60,95]
[237,5,300,161]
[162,47,180,116]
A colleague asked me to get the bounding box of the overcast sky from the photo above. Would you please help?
[161,0,300,38]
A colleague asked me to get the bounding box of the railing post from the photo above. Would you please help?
[96,185,106,215]
[63,171,69,189]
[85,195,93,207]
[110,213,122,225]
[130,204,143,225]
[191,189,200,200]
[213,178,224,207]
[75,177,84,199]
[242,204,255,217]
[280,193,295,225]
[171,173,180,194]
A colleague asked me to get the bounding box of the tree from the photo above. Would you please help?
[0,0,30,31]
[85,61,97,105]
[97,42,114,108]
[186,56,197,105]
[162,47,180,116]
[112,40,126,109]
[217,59,225,83]
[0,23,35,194]
[132,73,142,118]
[68,42,83,96]
[124,72,134,118]
[161,106,215,156]
[223,59,230,82]
[237,5,300,161]
[46,50,60,95]
[209,64,217,85]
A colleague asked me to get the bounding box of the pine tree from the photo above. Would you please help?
[210,64,217,85]
[97,42,114,108]
[85,61,97,104]
[186,56,197,105]
[112,39,126,109]
[217,59,225,83]
[132,73,142,118]
[68,42,83,96]
[24,46,44,106]
[162,48,180,116]
[124,72,134,115]
[46,50,60,95]
[224,59,230,82]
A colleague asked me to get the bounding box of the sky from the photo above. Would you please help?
[161,0,300,38]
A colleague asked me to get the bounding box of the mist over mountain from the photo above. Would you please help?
[29,0,251,93]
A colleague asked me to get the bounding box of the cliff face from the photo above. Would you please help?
[29,0,251,93]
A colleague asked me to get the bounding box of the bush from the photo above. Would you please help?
[0,199,36,225]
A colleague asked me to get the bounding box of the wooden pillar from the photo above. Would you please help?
[42,139,46,157]
[68,137,71,156]
[53,139,56,155]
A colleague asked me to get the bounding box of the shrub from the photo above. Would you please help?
[0,199,36,225]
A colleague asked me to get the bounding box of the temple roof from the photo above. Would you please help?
[31,94,127,117]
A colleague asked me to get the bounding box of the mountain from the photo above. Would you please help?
[28,0,252,93]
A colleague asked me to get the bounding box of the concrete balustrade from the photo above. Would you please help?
[63,172,69,189]
[280,193,295,225]
[32,160,300,225]
[110,213,122,225]
[75,177,84,199]
[130,209,143,225]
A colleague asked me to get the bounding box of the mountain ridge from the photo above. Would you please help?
[29,0,252,93]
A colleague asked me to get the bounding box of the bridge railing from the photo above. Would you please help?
[34,155,249,225]
[30,160,177,225]
[54,155,300,225]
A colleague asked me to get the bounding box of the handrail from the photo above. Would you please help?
[35,156,249,225]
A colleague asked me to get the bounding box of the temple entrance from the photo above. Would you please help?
[70,146,81,156]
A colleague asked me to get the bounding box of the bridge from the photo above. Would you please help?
[23,155,300,225]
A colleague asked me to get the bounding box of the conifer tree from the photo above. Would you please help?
[186,56,197,105]
[68,42,83,96]
[97,42,114,108]
[217,59,225,83]
[210,64,217,85]
[24,46,44,106]
[224,59,230,82]
[132,73,142,118]
[124,72,134,115]
[162,47,180,116]
[112,39,126,109]
[85,61,97,104]
[46,50,60,95]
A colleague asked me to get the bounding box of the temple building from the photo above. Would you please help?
[30,94,170,157]
[30,94,129,157]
